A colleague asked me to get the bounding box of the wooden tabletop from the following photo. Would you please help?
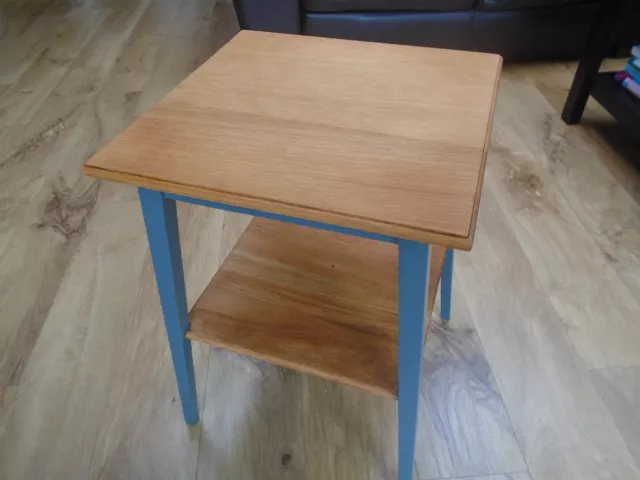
[83,31,501,249]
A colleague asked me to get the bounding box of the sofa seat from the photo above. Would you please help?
[304,0,477,13]
[477,0,589,11]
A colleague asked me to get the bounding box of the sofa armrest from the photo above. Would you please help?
[233,0,302,34]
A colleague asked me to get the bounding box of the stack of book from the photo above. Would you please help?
[616,45,640,99]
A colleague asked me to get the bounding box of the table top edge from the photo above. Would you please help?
[82,163,474,250]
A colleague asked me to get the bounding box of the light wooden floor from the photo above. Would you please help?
[1,1,640,479]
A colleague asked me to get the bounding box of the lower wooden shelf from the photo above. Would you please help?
[187,218,446,398]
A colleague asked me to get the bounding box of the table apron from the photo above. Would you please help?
[162,191,399,244]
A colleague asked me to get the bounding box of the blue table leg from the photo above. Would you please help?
[139,188,199,425]
[440,248,454,322]
[397,240,431,480]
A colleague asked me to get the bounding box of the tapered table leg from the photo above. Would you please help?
[397,240,431,480]
[139,188,199,425]
[440,249,454,322]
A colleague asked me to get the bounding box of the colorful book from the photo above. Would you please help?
[622,77,640,99]
[632,57,640,70]
[615,71,630,83]
[624,63,640,84]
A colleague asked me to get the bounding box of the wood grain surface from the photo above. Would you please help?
[2,2,640,480]
[197,348,305,480]
[488,75,640,369]
[455,188,640,480]
[0,2,238,479]
[415,284,526,479]
[188,218,446,398]
[83,30,502,249]
[591,367,640,466]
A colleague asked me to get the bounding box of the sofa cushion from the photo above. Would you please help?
[304,2,597,60]
[304,0,477,13]
[477,0,589,12]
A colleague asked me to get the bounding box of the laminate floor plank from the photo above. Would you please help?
[126,0,186,41]
[0,3,69,86]
[512,63,640,300]
[454,187,640,480]
[197,350,305,480]
[415,285,525,480]
[591,367,640,467]
[134,3,238,117]
[0,4,244,479]
[0,0,159,391]
[0,7,110,126]
[486,73,640,369]
[0,183,225,480]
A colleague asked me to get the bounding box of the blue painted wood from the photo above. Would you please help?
[397,240,431,480]
[139,188,199,425]
[440,248,454,322]
[163,192,397,244]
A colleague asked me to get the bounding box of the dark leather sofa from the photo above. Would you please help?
[232,0,640,61]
